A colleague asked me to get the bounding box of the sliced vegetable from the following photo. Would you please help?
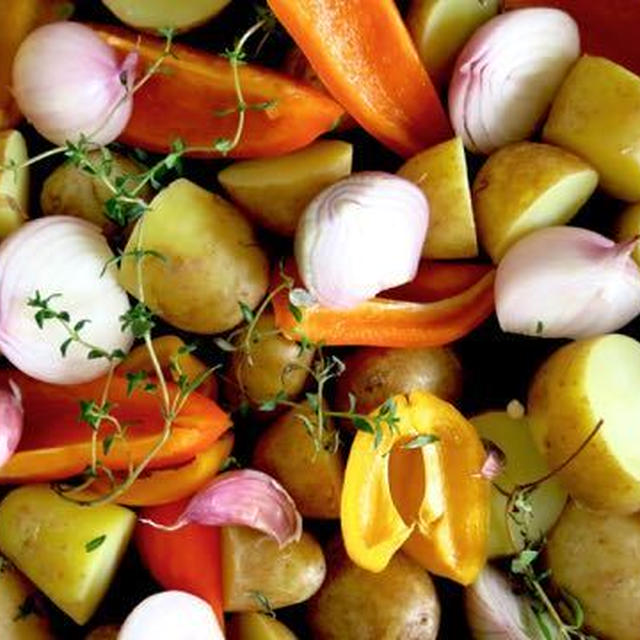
[295,172,428,308]
[136,499,224,623]
[0,370,231,483]
[495,226,640,339]
[13,22,136,146]
[341,391,489,584]
[272,261,496,348]
[449,8,580,154]
[0,130,29,239]
[118,591,224,640]
[267,0,451,157]
[94,24,344,158]
[0,216,133,384]
[0,484,135,625]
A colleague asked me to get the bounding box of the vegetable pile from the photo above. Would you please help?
[2,1,640,639]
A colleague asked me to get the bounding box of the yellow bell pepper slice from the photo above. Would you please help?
[341,390,489,584]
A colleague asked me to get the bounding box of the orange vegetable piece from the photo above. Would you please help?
[268,0,451,157]
[93,24,345,159]
[341,391,489,584]
[0,370,231,483]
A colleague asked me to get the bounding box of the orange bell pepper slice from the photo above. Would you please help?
[117,335,217,400]
[93,24,345,159]
[136,499,224,625]
[0,370,231,483]
[341,391,489,584]
[272,261,495,348]
[86,432,234,507]
[268,0,451,157]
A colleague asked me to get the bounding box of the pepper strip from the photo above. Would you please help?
[272,261,496,348]
[267,0,451,157]
[341,391,489,584]
[0,370,231,483]
[93,24,345,159]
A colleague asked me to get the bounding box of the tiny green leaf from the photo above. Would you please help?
[401,434,439,449]
[85,535,107,553]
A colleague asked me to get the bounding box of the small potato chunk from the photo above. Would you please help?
[334,346,462,416]
[615,202,640,267]
[543,55,640,201]
[308,540,440,640]
[407,0,499,87]
[41,150,152,235]
[224,312,315,407]
[0,485,136,625]
[0,558,53,639]
[222,526,326,612]
[253,401,344,519]
[102,0,231,33]
[0,130,29,238]
[119,179,269,334]
[470,411,567,557]
[547,501,640,640]
[472,142,598,262]
[218,141,353,236]
[397,137,478,259]
[227,613,297,640]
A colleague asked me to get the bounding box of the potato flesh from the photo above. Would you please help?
[222,526,326,612]
[218,141,353,236]
[102,0,231,32]
[543,55,640,201]
[470,412,567,557]
[0,130,29,238]
[0,485,136,625]
[397,137,478,259]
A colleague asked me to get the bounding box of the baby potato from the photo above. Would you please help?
[119,179,269,334]
[227,613,297,640]
[224,312,315,407]
[41,150,152,236]
[547,501,640,640]
[222,526,326,612]
[334,346,462,416]
[308,539,440,640]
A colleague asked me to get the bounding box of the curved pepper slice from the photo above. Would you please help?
[93,24,345,159]
[341,391,489,584]
[0,370,231,483]
[268,0,451,157]
[272,261,495,348]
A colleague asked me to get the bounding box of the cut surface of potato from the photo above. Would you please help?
[615,202,640,267]
[407,0,499,88]
[472,142,598,262]
[547,501,640,640]
[222,526,326,612]
[227,612,298,640]
[543,55,640,201]
[0,485,136,624]
[102,0,231,33]
[308,540,440,640]
[252,401,344,519]
[470,411,567,557]
[0,130,29,238]
[397,137,477,259]
[528,334,640,513]
[118,178,269,334]
[218,140,353,236]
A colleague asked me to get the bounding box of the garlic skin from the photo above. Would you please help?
[495,226,640,339]
[295,172,429,309]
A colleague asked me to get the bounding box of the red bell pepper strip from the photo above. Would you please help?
[93,24,345,159]
[0,370,231,483]
[267,0,451,157]
[136,499,224,625]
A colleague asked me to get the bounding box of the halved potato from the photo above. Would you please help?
[397,137,477,259]
[614,202,640,266]
[102,0,231,33]
[218,140,353,236]
[472,142,598,262]
[0,130,29,238]
[528,334,640,513]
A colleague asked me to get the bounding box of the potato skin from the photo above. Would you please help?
[547,501,640,640]
[308,539,440,640]
[334,346,462,415]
